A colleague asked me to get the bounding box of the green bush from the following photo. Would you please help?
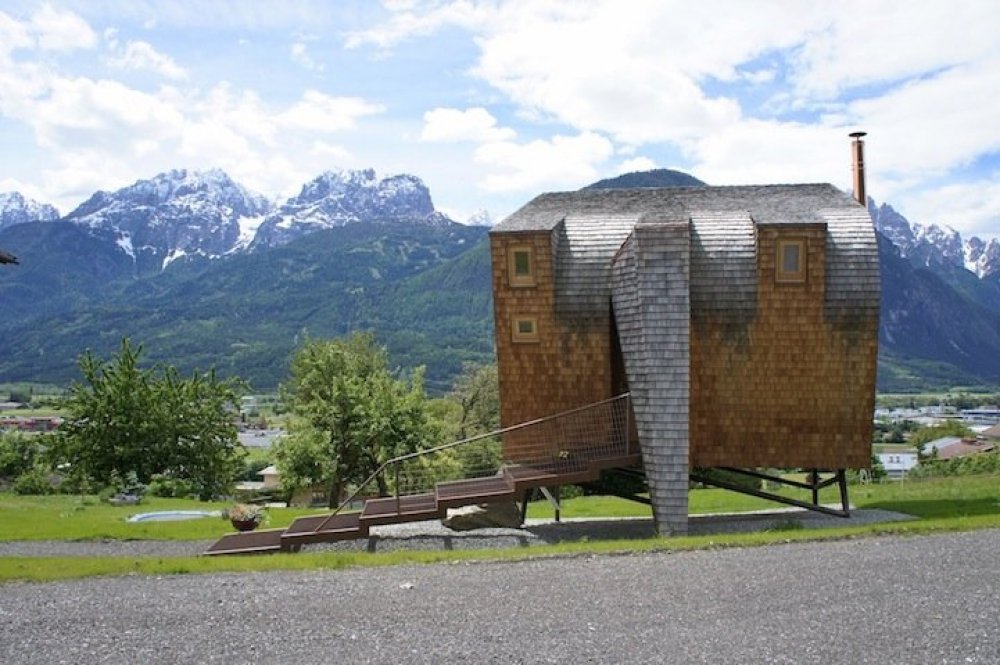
[909,451,1000,479]
[12,468,55,495]
[97,470,147,503]
[0,431,43,481]
[146,474,195,498]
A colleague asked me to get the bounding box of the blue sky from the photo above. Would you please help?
[1,0,998,239]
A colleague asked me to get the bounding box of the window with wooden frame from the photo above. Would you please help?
[508,246,536,287]
[775,238,807,284]
[511,316,539,343]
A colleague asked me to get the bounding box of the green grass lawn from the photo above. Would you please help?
[2,474,999,582]
[524,475,1000,521]
[0,495,325,541]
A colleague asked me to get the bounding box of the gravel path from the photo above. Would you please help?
[1,528,997,664]
[0,507,911,557]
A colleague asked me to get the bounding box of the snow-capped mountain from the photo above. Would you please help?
[965,236,1000,279]
[869,199,1000,279]
[0,192,59,228]
[465,209,494,227]
[63,169,272,272]
[250,169,455,249]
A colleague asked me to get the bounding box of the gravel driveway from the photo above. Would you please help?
[3,514,994,664]
[2,529,998,664]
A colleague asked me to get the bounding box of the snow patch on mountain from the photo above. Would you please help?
[0,192,59,228]
[232,213,268,252]
[116,232,135,260]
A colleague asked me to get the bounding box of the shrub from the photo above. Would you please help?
[0,431,42,481]
[97,470,147,504]
[12,468,55,495]
[909,451,1000,479]
[146,474,195,498]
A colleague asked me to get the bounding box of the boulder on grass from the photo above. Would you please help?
[442,502,522,531]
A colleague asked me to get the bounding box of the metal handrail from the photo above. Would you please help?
[325,392,632,520]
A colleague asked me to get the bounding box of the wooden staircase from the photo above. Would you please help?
[204,451,641,556]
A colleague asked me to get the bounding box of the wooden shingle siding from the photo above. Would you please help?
[820,208,881,320]
[611,221,691,535]
[689,211,757,322]
[690,222,876,469]
[490,230,615,460]
[554,215,636,316]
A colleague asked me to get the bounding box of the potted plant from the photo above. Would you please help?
[223,503,266,531]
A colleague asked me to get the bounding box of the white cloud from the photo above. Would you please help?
[420,107,515,143]
[901,177,1000,241]
[290,42,324,72]
[0,11,32,56]
[689,120,847,187]
[106,40,188,80]
[30,77,184,150]
[278,90,385,132]
[30,4,97,51]
[475,131,613,192]
[617,157,656,174]
[845,59,1000,180]
[309,141,352,161]
[789,1,999,100]
[345,0,488,50]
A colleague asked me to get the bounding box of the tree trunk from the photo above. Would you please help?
[327,477,343,509]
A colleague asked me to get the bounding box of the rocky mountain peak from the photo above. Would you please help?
[250,168,448,249]
[465,209,494,226]
[0,192,59,228]
[870,198,1000,279]
[966,237,1000,279]
[63,169,273,274]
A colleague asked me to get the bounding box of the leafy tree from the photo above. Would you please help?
[0,431,42,481]
[441,362,502,478]
[274,333,435,507]
[447,362,500,439]
[54,338,244,499]
[909,420,973,455]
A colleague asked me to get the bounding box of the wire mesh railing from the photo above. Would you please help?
[329,393,634,518]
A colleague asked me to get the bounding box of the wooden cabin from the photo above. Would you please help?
[489,183,880,534]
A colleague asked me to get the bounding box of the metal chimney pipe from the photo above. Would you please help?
[850,131,867,205]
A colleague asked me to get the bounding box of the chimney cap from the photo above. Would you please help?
[849,131,867,139]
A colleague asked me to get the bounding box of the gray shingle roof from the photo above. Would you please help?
[491,184,857,233]
[494,183,879,317]
[554,215,635,315]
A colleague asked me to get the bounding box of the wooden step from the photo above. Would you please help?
[435,475,515,509]
[361,493,442,526]
[204,528,285,556]
[503,463,560,489]
[586,452,643,471]
[281,512,368,547]
[545,460,598,485]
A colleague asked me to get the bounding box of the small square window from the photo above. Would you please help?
[775,239,807,283]
[508,246,536,287]
[512,316,539,343]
